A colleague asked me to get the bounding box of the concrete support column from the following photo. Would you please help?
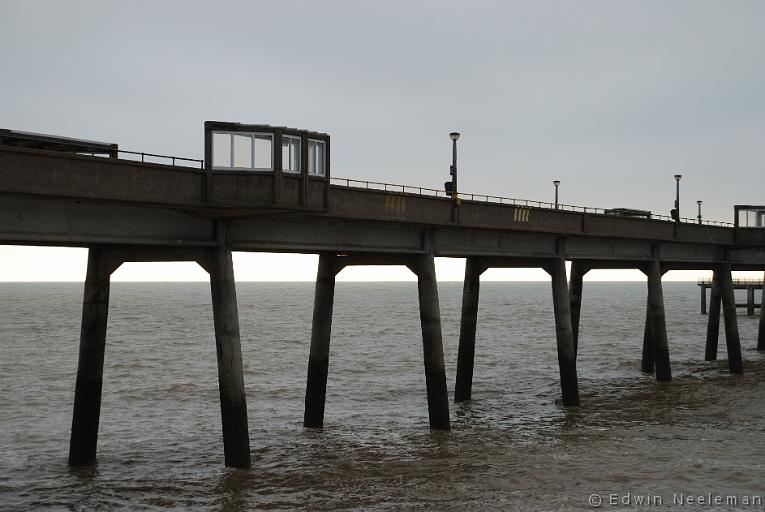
[759,270,765,352]
[413,254,451,430]
[641,300,654,373]
[548,258,580,406]
[568,261,586,355]
[646,261,672,381]
[747,287,756,316]
[719,263,744,374]
[454,257,482,403]
[705,269,722,361]
[304,254,337,428]
[68,249,112,466]
[208,247,251,468]
[700,285,707,315]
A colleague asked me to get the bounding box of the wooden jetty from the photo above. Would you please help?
[1,122,765,469]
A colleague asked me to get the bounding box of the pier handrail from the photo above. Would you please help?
[698,278,763,285]
[331,177,735,227]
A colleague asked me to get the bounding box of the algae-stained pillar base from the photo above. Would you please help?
[568,261,587,356]
[646,261,672,382]
[641,300,655,374]
[411,254,451,430]
[208,247,251,469]
[719,263,744,375]
[304,254,337,428]
[454,257,482,403]
[547,258,580,407]
[68,249,113,466]
[759,270,765,352]
[705,269,722,361]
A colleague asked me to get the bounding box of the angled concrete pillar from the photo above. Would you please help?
[454,257,482,403]
[759,270,765,352]
[641,300,654,373]
[208,247,251,468]
[412,254,451,429]
[747,287,756,316]
[700,284,707,315]
[646,261,671,381]
[568,261,586,356]
[304,254,337,428]
[719,263,744,374]
[548,258,579,406]
[68,249,114,466]
[705,269,722,361]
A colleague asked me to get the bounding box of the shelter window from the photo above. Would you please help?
[282,135,301,173]
[212,131,273,171]
[307,139,326,176]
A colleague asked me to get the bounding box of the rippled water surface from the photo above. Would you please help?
[1,282,764,510]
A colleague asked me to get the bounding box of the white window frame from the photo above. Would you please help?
[282,135,301,174]
[212,131,274,171]
[307,139,326,177]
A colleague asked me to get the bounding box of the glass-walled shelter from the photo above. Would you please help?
[735,205,765,228]
[204,122,330,210]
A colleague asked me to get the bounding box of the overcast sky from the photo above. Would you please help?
[1,0,763,281]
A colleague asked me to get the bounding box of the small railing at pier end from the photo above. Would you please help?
[698,278,764,286]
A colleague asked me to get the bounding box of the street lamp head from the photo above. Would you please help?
[674,174,682,181]
[553,180,560,186]
[449,132,460,142]
[697,200,703,205]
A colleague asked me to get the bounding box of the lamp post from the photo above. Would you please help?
[673,174,682,222]
[553,180,560,209]
[697,200,703,225]
[449,132,460,204]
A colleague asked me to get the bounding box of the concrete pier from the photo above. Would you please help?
[641,301,654,373]
[304,254,337,428]
[208,247,251,468]
[454,257,482,403]
[412,254,451,429]
[719,263,744,374]
[568,261,587,355]
[645,261,671,381]
[68,249,113,466]
[705,269,722,361]
[547,258,580,406]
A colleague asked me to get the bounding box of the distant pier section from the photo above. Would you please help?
[699,278,762,316]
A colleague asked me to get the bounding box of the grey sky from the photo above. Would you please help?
[2,0,763,220]
[0,1,763,281]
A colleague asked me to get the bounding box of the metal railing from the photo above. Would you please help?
[698,278,763,285]
[331,176,735,227]
[72,144,204,169]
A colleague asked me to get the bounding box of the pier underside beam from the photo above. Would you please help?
[719,263,744,374]
[455,257,484,403]
[545,258,580,406]
[644,261,672,381]
[68,249,115,466]
[759,269,765,352]
[304,254,337,428]
[705,269,722,361]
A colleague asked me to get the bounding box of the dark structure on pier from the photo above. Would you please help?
[2,123,765,469]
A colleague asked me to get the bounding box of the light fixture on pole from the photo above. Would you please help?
[553,180,560,210]
[697,200,703,225]
[446,132,460,203]
[672,174,682,222]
